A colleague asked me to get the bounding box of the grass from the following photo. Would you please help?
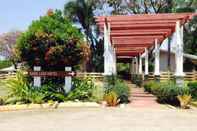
[0,79,9,97]
[0,60,12,69]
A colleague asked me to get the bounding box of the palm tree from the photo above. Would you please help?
[64,0,99,71]
[64,0,97,45]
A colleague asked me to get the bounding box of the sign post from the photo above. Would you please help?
[65,67,72,93]
[33,66,41,87]
[29,67,76,92]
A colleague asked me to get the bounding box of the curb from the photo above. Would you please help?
[0,102,100,112]
[164,104,177,109]
[190,102,197,108]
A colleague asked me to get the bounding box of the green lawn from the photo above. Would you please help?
[0,60,12,70]
[0,80,8,97]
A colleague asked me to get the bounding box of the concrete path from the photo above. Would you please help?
[129,87,161,108]
[0,107,197,131]
[126,82,162,108]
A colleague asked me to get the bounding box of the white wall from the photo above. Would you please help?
[160,51,175,72]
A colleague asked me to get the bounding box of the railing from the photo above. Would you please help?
[0,71,105,80]
[0,71,16,80]
[2,71,196,81]
[147,71,197,81]
[76,72,104,79]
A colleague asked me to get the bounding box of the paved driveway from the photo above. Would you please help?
[0,107,197,131]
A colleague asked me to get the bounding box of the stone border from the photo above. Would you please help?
[190,101,197,108]
[0,101,100,112]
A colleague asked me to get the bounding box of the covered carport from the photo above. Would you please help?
[95,13,197,85]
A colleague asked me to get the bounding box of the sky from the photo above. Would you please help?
[0,0,69,34]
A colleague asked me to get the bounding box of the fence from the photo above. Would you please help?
[76,72,104,80]
[0,71,16,80]
[147,71,197,81]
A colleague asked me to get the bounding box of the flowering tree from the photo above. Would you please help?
[16,10,86,70]
[0,31,21,68]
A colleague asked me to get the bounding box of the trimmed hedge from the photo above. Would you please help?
[144,81,190,105]
[188,81,197,99]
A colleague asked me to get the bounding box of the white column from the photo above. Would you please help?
[135,57,138,74]
[175,21,184,77]
[33,66,41,87]
[131,58,135,74]
[129,61,132,74]
[139,55,142,74]
[112,48,117,75]
[154,39,160,76]
[104,22,114,75]
[104,23,110,75]
[65,67,72,93]
[145,48,149,75]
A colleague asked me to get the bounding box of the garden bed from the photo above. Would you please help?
[143,80,197,109]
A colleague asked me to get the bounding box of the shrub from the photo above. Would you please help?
[16,10,85,69]
[105,76,130,104]
[0,97,5,105]
[4,70,33,104]
[3,70,66,104]
[113,80,130,103]
[91,85,105,103]
[188,81,197,99]
[155,83,189,105]
[144,81,190,106]
[177,94,191,109]
[66,77,96,101]
[104,91,119,106]
[0,60,12,69]
[144,81,156,93]
[39,83,66,102]
[131,74,143,87]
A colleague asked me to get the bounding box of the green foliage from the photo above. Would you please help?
[4,70,33,104]
[188,81,197,99]
[91,85,105,103]
[2,71,105,104]
[155,83,189,105]
[177,94,192,109]
[0,60,12,69]
[117,63,130,74]
[144,81,190,105]
[66,77,97,101]
[16,10,84,69]
[105,76,130,104]
[144,81,160,94]
[4,70,48,104]
[104,91,119,106]
[64,0,105,72]
[37,83,66,102]
[92,39,104,72]
[184,16,197,56]
[131,74,143,87]
[3,70,66,104]
[0,96,5,105]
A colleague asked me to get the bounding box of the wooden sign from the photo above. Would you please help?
[28,71,76,77]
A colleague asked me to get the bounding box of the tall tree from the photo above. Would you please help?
[0,31,22,68]
[64,0,96,46]
[105,0,196,14]
[64,0,104,72]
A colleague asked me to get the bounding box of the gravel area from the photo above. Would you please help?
[0,107,197,131]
